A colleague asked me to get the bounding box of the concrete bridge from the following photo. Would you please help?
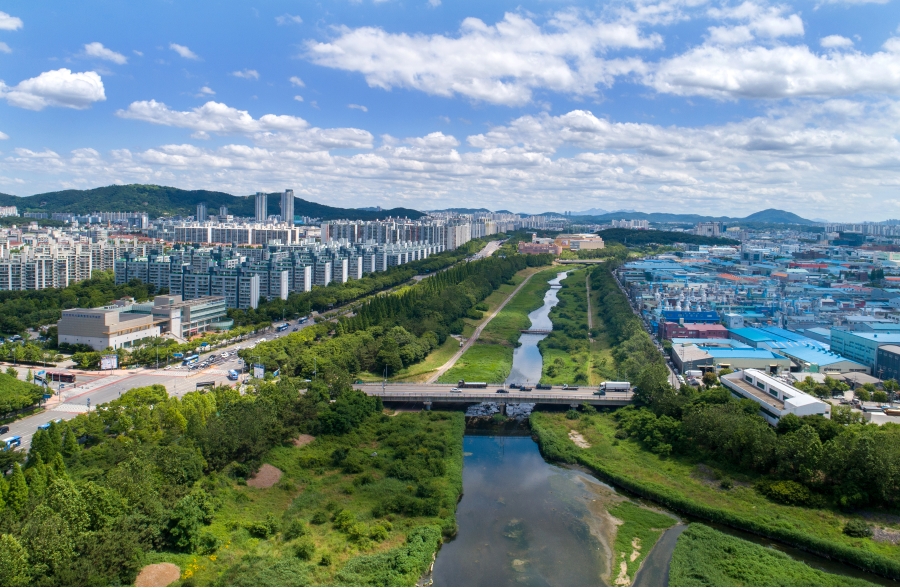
[356,383,633,408]
[520,329,552,334]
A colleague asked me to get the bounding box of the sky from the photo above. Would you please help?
[1,1,899,220]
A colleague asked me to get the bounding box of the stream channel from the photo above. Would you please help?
[431,270,889,587]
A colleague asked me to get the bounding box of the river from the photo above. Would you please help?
[505,271,567,386]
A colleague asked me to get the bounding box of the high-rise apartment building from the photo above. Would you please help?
[255,192,267,222]
[196,202,207,222]
[281,189,294,225]
[219,205,228,218]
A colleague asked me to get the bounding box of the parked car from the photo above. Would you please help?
[0,425,9,435]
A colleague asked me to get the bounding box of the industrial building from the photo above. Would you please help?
[721,369,830,425]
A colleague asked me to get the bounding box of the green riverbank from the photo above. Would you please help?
[530,411,900,581]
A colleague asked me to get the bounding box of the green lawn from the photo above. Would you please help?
[670,524,877,587]
[165,411,465,587]
[478,266,561,346]
[358,336,461,383]
[530,412,900,576]
[437,343,512,384]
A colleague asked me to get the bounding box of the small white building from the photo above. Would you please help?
[721,369,830,425]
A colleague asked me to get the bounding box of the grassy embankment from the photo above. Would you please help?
[670,524,878,587]
[437,266,558,384]
[608,501,677,585]
[154,411,465,586]
[530,412,900,580]
[539,268,617,386]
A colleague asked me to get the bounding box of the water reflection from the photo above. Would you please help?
[432,435,611,587]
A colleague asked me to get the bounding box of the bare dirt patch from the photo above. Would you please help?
[873,527,900,545]
[135,563,180,587]
[246,463,283,489]
[293,434,315,447]
[569,430,591,449]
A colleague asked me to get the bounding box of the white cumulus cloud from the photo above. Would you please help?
[648,42,900,99]
[1,68,106,110]
[305,11,659,106]
[294,95,304,102]
[231,69,260,80]
[84,42,128,65]
[0,131,8,140]
[289,76,305,87]
[820,35,854,49]
[0,42,10,54]
[170,43,200,60]
[348,104,368,112]
[276,14,303,25]
[0,11,22,31]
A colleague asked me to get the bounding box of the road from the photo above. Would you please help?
[427,271,537,384]
[4,239,506,450]
[357,382,633,406]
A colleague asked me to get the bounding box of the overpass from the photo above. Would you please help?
[356,383,633,408]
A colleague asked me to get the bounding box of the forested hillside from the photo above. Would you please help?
[0,185,424,221]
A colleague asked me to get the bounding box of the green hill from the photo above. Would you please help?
[0,184,424,221]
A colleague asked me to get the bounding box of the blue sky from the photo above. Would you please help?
[1,0,900,219]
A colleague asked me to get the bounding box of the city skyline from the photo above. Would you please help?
[1,1,900,220]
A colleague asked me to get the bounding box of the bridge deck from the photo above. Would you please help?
[357,384,632,406]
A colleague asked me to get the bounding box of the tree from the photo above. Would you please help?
[855,387,872,402]
[775,425,823,485]
[25,368,32,383]
[6,463,28,513]
[873,389,889,403]
[5,366,16,378]
[0,534,30,586]
[702,371,718,389]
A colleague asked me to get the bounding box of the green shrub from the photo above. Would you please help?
[310,511,327,525]
[283,519,308,541]
[755,480,819,507]
[565,410,580,420]
[293,538,316,560]
[319,554,333,566]
[245,514,280,538]
[843,519,873,538]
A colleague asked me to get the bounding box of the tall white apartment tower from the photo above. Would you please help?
[281,189,294,225]
[255,192,267,222]
[196,202,207,222]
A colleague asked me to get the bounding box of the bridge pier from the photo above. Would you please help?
[569,403,579,410]
[423,401,432,411]
[499,403,506,416]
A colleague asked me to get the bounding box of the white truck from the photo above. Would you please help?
[597,381,631,395]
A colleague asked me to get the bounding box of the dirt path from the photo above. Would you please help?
[135,563,180,587]
[427,272,537,384]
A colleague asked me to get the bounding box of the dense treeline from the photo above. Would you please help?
[244,254,550,378]
[0,271,161,335]
[590,262,670,394]
[228,238,491,327]
[0,377,382,585]
[597,228,739,246]
[539,271,593,383]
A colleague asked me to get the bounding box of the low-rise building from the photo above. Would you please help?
[659,322,728,340]
[721,369,830,425]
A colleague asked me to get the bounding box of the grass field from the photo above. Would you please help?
[157,411,465,586]
[530,412,900,573]
[608,502,677,586]
[670,524,878,587]
[437,343,513,384]
[539,268,617,386]
[478,266,561,346]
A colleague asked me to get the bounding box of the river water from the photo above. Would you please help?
[505,272,568,386]
[431,434,620,586]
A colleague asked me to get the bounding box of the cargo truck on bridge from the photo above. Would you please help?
[457,380,488,389]
[598,381,631,395]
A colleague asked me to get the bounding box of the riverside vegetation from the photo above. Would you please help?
[0,309,468,584]
[532,260,900,581]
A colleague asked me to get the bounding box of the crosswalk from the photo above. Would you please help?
[54,403,89,414]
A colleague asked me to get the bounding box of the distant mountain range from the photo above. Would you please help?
[567,208,816,225]
[0,185,425,221]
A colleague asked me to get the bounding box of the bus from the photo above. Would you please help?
[228,370,239,381]
[47,372,76,383]
[298,316,309,324]
[182,354,199,366]
[276,323,290,332]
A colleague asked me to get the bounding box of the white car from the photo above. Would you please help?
[450,387,462,392]
[164,365,172,371]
